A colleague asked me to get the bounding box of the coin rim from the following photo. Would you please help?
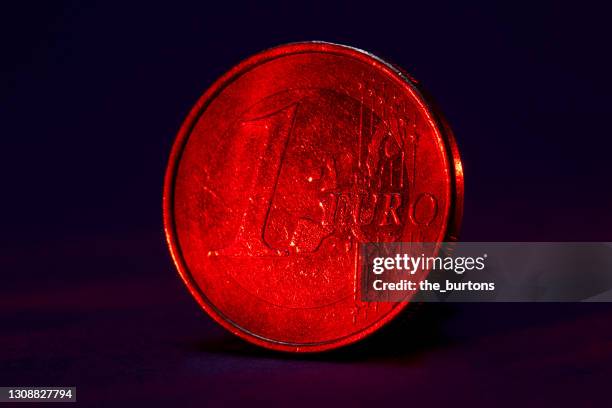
[163,41,464,352]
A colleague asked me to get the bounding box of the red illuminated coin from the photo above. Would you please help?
[164,42,463,352]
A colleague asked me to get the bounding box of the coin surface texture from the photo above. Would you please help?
[164,42,463,352]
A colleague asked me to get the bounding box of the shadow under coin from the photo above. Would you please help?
[181,303,457,364]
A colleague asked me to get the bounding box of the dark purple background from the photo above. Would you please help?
[2,1,612,406]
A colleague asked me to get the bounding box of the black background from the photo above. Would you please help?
[2,1,611,406]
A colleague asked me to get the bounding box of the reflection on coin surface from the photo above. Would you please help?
[164,42,463,352]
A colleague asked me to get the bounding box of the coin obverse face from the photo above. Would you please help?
[164,42,463,352]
